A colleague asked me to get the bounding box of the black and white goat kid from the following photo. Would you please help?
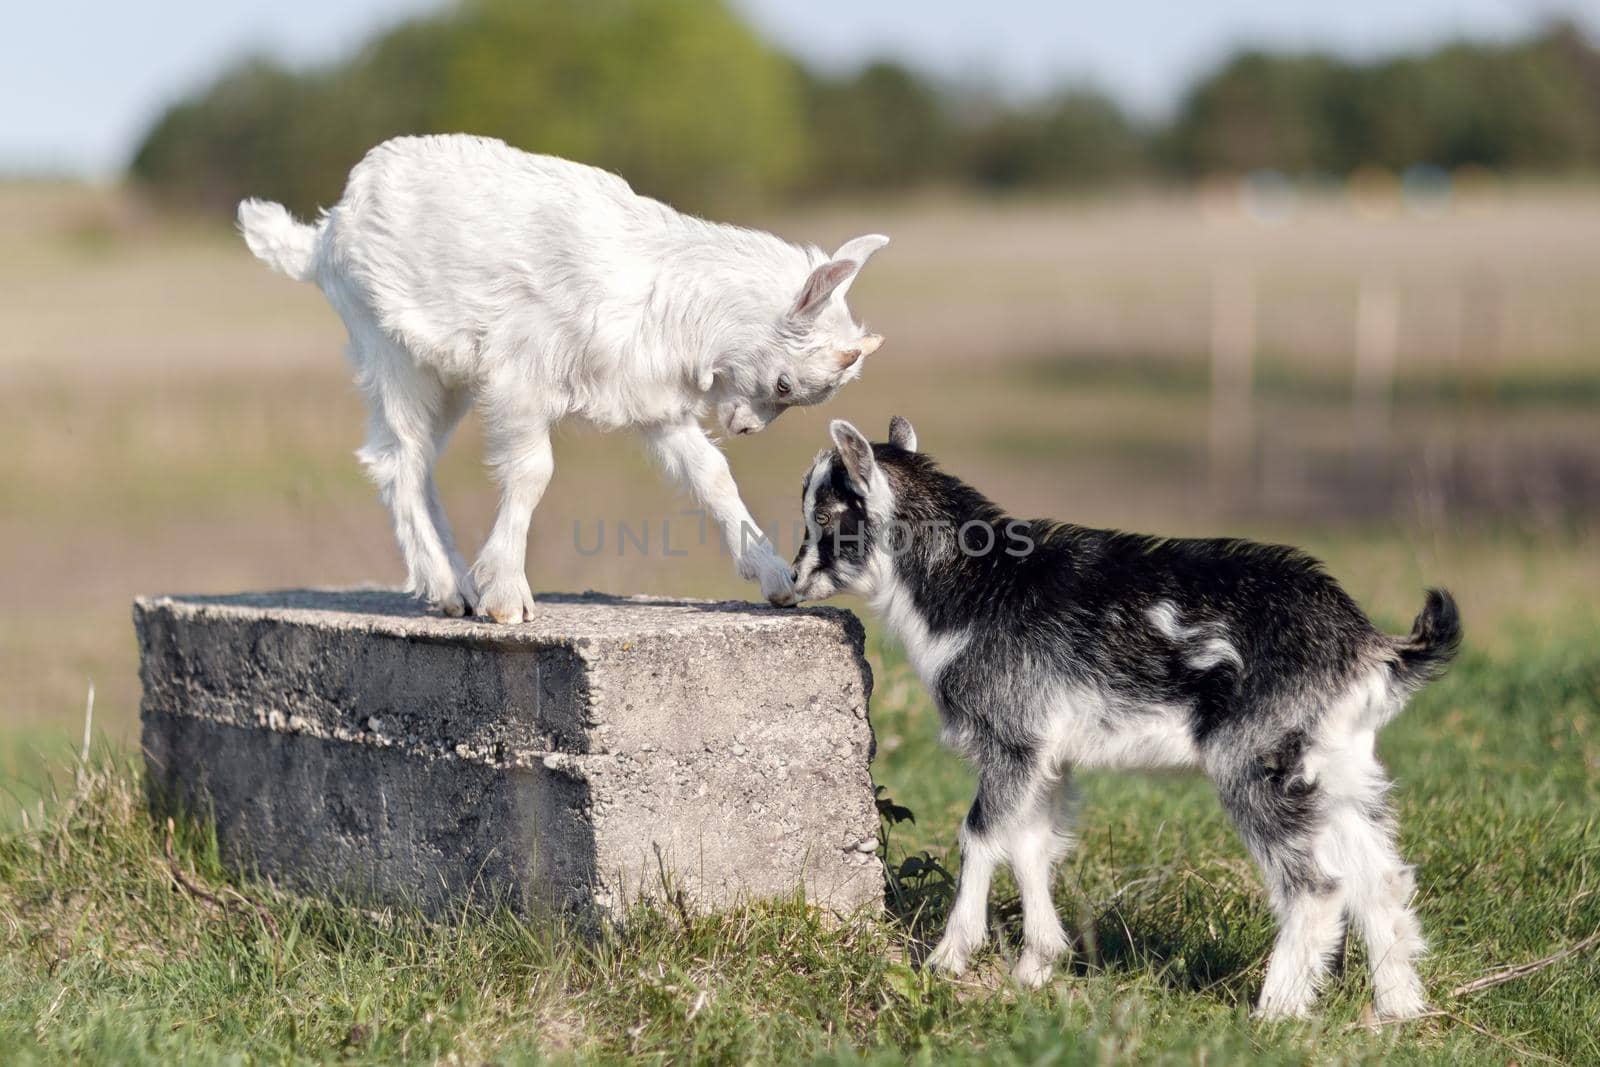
[791,417,1460,1020]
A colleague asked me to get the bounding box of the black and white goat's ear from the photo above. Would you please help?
[829,419,877,494]
[791,234,889,318]
[888,415,917,452]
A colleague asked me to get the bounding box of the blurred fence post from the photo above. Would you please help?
[1462,269,1502,404]
[1209,268,1256,511]
[1353,274,1399,457]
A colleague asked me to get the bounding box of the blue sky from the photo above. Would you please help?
[4,0,1598,176]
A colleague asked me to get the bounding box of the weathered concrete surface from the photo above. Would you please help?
[137,590,881,918]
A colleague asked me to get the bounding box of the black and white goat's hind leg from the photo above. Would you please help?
[927,757,1074,988]
[1314,732,1428,1019]
[1253,872,1347,1020]
[1214,739,1349,1020]
[1337,806,1427,1018]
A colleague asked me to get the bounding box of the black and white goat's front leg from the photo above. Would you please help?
[644,419,797,606]
[927,753,1075,987]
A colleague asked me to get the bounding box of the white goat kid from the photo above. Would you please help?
[238,134,887,621]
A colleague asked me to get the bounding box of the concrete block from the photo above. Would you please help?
[136,590,881,918]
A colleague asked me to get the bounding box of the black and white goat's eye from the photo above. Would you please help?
[814,510,831,527]
[776,373,793,397]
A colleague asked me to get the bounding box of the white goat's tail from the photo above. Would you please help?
[237,198,321,281]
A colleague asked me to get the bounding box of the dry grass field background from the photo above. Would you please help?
[4,180,1597,748]
[2,182,1598,1063]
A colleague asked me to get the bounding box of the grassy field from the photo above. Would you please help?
[2,182,1598,1062]
[2,626,1596,1064]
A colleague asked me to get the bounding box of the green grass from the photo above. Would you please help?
[0,727,78,831]
[3,623,1597,1065]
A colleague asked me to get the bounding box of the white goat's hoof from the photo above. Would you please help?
[474,574,536,624]
[748,552,797,606]
[419,573,474,618]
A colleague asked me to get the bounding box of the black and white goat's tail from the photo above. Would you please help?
[237,199,323,282]
[1388,588,1462,694]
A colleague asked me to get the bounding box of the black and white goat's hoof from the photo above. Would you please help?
[924,939,970,978]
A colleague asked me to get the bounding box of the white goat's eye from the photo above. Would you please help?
[814,510,831,527]
[776,373,793,396]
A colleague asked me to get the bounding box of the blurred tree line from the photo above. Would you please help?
[131,0,1600,216]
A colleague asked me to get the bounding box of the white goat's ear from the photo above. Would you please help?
[829,419,877,495]
[792,259,858,318]
[888,415,917,452]
[828,234,889,307]
[835,333,881,370]
[832,233,890,266]
[792,235,887,318]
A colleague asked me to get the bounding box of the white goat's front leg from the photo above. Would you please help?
[644,420,796,606]
[470,375,554,624]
